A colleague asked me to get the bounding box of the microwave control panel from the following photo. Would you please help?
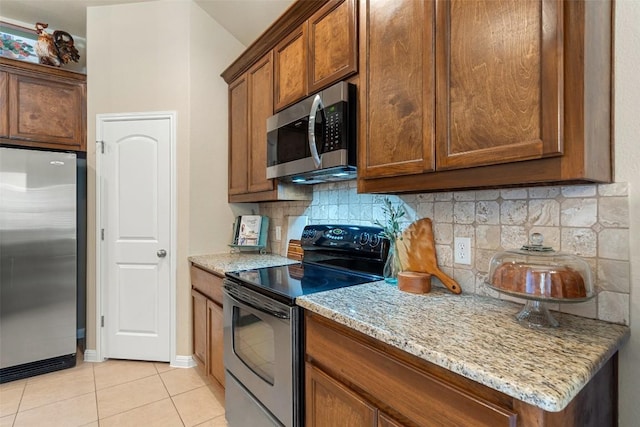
[321,103,347,153]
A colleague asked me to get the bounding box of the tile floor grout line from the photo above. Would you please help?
[5,360,227,426]
[91,357,98,426]
[13,390,97,418]
[94,371,160,392]
[157,366,188,427]
[169,394,188,427]
[98,396,185,426]
[97,378,169,421]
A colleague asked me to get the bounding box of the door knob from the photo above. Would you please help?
[157,249,167,258]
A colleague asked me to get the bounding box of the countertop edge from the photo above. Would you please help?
[297,289,630,413]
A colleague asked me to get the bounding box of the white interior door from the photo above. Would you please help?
[98,113,173,362]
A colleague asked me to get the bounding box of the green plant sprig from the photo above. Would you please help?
[373,197,406,242]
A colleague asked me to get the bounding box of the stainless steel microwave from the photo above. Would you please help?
[266,81,356,184]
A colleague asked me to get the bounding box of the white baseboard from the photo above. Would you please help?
[83,349,100,363]
[83,350,194,368]
[171,355,196,369]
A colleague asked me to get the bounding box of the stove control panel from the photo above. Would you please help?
[300,224,387,256]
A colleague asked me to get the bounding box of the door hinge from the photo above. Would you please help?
[97,140,104,154]
[101,229,105,240]
[101,316,104,327]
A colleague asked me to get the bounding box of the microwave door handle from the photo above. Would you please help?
[308,94,324,169]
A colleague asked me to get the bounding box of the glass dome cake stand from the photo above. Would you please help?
[485,233,595,329]
[485,282,595,328]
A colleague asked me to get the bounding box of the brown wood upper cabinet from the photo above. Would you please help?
[274,0,357,111]
[248,53,276,194]
[308,0,358,93]
[228,53,312,202]
[435,0,562,171]
[358,0,613,193]
[0,58,86,152]
[274,25,308,111]
[228,74,249,197]
[358,0,436,180]
[0,71,8,138]
[229,53,275,199]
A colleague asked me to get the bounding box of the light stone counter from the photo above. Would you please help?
[188,252,298,276]
[296,281,630,412]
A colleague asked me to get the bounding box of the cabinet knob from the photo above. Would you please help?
[157,249,167,258]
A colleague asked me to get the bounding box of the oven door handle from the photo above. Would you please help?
[223,285,290,320]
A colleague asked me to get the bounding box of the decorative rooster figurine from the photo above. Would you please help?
[35,22,80,67]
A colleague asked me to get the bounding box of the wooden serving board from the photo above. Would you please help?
[396,218,462,294]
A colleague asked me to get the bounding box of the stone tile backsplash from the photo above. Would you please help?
[258,181,630,325]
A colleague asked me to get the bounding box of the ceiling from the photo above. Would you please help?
[0,0,295,46]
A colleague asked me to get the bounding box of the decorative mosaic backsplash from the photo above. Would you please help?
[258,181,630,325]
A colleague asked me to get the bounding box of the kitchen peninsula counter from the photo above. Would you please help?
[297,281,630,414]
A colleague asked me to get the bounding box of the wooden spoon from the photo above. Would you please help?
[396,218,462,294]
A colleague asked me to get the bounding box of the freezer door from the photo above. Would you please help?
[0,147,77,369]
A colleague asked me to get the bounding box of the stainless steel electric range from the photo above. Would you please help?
[222,224,389,427]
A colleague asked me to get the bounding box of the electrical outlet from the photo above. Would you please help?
[275,226,282,241]
[454,237,471,265]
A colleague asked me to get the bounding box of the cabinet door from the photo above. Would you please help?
[0,71,7,138]
[8,72,85,150]
[247,52,275,193]
[191,289,207,367]
[378,413,404,427]
[308,0,358,93]
[306,363,376,427]
[207,299,225,387]
[358,0,435,179]
[274,24,308,111]
[435,0,562,170]
[228,75,249,196]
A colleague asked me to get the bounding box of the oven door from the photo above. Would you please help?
[223,280,300,427]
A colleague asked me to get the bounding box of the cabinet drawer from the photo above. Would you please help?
[190,264,223,304]
[306,313,517,427]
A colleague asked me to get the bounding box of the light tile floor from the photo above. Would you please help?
[0,355,227,427]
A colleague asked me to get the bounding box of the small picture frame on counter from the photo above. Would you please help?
[230,215,269,253]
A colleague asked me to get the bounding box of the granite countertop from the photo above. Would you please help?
[297,282,630,413]
[188,252,298,276]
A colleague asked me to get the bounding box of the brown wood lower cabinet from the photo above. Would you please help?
[206,299,224,387]
[306,363,376,427]
[305,311,617,427]
[190,264,225,387]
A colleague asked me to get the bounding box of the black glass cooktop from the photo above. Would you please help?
[225,262,381,305]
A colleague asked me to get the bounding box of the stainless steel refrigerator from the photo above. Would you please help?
[0,146,77,383]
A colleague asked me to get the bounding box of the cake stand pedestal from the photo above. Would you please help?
[514,299,559,328]
[486,283,595,329]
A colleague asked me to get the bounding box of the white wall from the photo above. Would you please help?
[615,1,640,425]
[187,2,253,256]
[86,0,246,357]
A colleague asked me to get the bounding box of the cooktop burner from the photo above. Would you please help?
[225,224,389,305]
[225,263,381,305]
